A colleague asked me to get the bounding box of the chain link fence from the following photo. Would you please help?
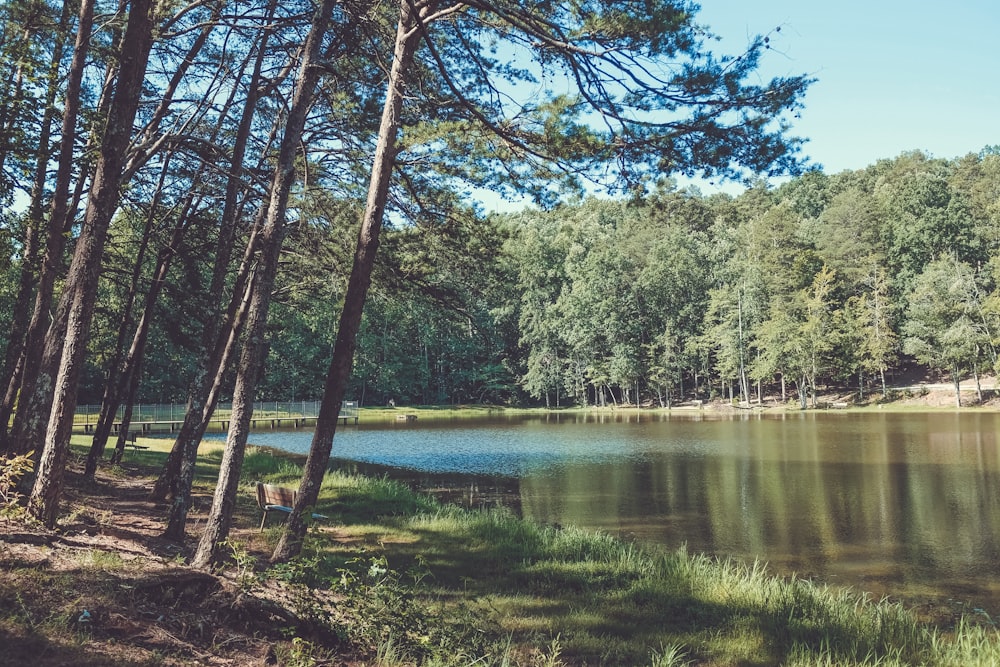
[74,400,358,430]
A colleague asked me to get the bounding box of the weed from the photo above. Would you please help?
[533,635,563,667]
[82,549,126,571]
[648,643,690,667]
[0,451,34,523]
[276,636,324,667]
[221,539,259,592]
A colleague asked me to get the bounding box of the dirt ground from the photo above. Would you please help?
[0,462,355,667]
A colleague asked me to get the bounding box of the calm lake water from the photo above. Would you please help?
[226,411,1000,609]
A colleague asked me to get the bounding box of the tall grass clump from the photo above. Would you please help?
[239,446,308,484]
[925,618,1000,667]
[323,469,440,521]
[0,452,34,523]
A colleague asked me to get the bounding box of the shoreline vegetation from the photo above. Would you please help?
[354,378,1000,423]
[4,400,1000,665]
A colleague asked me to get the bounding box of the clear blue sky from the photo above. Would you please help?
[694,0,999,177]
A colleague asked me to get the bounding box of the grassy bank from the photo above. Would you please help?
[4,439,1000,665]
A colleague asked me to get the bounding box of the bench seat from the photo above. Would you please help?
[255,482,328,531]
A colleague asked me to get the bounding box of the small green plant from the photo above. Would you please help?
[0,451,34,523]
[278,637,321,667]
[221,539,259,591]
[648,643,690,667]
[534,635,564,667]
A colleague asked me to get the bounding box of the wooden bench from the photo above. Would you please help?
[125,431,148,453]
[255,482,328,531]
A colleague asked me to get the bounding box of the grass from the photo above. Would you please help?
[5,436,1000,665]
[225,453,1000,665]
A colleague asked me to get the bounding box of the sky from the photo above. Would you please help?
[691,0,1000,181]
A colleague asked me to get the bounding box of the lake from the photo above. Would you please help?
[224,410,1000,610]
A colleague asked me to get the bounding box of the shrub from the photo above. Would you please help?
[0,451,34,523]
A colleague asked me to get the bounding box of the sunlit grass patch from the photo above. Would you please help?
[515,558,643,594]
[239,445,301,482]
[323,469,440,522]
[76,548,128,572]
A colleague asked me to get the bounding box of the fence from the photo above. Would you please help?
[74,400,358,429]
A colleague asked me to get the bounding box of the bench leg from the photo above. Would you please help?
[259,511,268,532]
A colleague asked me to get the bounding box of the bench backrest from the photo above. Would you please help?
[256,482,296,509]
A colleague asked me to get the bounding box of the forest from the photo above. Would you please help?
[64,147,997,412]
[5,0,999,565]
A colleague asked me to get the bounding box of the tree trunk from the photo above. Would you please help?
[2,0,94,455]
[147,215,261,503]
[185,0,336,556]
[149,0,278,503]
[108,388,138,465]
[953,366,962,408]
[28,0,156,527]
[0,2,72,448]
[84,160,180,478]
[270,0,425,563]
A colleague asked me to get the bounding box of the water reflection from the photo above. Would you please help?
[234,411,1000,607]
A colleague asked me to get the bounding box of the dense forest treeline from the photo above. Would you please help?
[42,147,1000,410]
[245,148,999,409]
[1,68,996,411]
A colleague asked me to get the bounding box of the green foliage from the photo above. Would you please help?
[220,538,259,592]
[902,256,985,381]
[0,451,34,523]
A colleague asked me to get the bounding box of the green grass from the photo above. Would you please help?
[219,453,1000,666]
[54,430,1000,665]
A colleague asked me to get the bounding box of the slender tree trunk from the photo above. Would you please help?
[85,7,229,471]
[148,214,261,503]
[149,2,278,503]
[737,289,749,401]
[84,161,179,477]
[87,203,194,474]
[0,2,72,447]
[108,378,140,465]
[28,0,156,527]
[184,0,336,555]
[122,4,221,183]
[974,363,983,404]
[2,0,94,455]
[270,0,425,564]
[953,366,962,408]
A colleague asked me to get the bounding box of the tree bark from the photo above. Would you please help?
[183,0,337,554]
[149,0,279,504]
[2,0,94,455]
[29,0,157,527]
[0,2,73,448]
[271,0,425,563]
